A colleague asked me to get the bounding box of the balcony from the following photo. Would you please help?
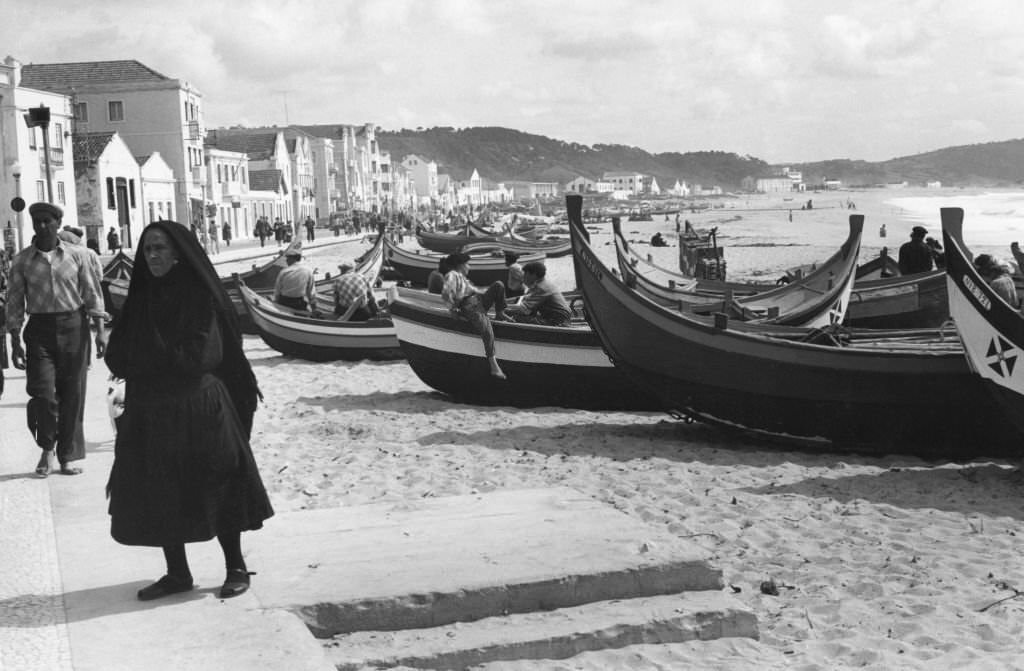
[39,146,64,168]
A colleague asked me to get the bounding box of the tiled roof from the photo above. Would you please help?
[72,131,116,164]
[205,129,279,160]
[21,60,171,92]
[249,169,284,192]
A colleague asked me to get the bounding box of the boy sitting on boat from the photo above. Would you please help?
[503,262,573,327]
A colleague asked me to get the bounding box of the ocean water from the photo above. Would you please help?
[244,189,1024,291]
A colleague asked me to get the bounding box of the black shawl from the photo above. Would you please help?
[112,221,261,436]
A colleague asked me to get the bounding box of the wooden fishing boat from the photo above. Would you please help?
[102,250,134,280]
[942,207,1024,441]
[388,287,661,410]
[622,220,952,329]
[236,280,401,361]
[615,215,861,327]
[383,237,543,287]
[415,225,500,255]
[566,193,1018,457]
[457,235,572,259]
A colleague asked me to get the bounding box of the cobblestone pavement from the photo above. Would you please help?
[0,367,73,671]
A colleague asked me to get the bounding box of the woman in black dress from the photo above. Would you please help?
[105,220,273,601]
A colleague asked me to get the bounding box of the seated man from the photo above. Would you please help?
[274,249,315,311]
[503,261,573,327]
[332,263,379,320]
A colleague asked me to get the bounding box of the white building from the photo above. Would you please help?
[19,58,206,232]
[72,131,143,247]
[0,55,80,251]
[137,151,176,225]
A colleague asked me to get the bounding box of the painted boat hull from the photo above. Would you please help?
[567,194,1018,457]
[237,281,402,361]
[384,238,543,287]
[942,207,1024,441]
[389,289,661,410]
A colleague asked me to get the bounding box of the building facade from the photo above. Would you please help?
[72,130,143,247]
[0,56,80,251]
[19,58,206,234]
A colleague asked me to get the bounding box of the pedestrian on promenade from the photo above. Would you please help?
[5,202,107,477]
[273,218,285,247]
[106,226,120,253]
[304,216,315,242]
[207,219,220,255]
[105,220,273,601]
[255,217,269,247]
[222,221,233,247]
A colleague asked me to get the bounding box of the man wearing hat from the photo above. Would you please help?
[273,245,315,312]
[332,262,378,321]
[5,202,108,477]
[898,225,934,275]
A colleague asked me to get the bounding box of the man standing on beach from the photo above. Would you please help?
[898,226,934,275]
[5,202,107,477]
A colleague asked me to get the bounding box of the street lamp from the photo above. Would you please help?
[10,160,24,250]
[23,105,54,202]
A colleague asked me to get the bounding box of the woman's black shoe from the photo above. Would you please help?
[137,574,194,601]
[219,569,254,599]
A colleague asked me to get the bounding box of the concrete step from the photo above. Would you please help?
[247,487,725,638]
[324,591,758,671]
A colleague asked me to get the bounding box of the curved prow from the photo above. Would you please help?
[940,207,965,251]
[565,194,589,243]
[845,214,865,258]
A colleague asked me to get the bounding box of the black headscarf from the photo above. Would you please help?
[118,220,261,436]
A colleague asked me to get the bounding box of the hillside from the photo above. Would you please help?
[377,127,1024,190]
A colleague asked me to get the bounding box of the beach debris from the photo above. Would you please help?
[978,586,1023,612]
[639,541,652,553]
[302,486,319,497]
[760,578,780,596]
[277,464,289,474]
[730,584,742,593]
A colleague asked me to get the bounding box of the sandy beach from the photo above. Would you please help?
[140,189,1024,668]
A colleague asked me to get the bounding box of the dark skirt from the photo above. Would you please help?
[107,373,274,547]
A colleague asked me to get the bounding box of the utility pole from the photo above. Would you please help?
[272,90,292,124]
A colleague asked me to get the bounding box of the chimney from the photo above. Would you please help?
[2,55,21,87]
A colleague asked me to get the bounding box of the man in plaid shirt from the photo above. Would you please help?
[6,202,107,477]
[332,263,378,321]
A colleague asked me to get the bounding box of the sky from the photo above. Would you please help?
[4,0,1024,164]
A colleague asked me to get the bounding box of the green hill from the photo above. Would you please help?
[377,127,1024,190]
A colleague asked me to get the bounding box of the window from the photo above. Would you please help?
[57,182,66,204]
[129,179,136,208]
[184,100,190,121]
[149,202,155,222]
[28,126,37,149]
[53,122,63,149]
[74,102,88,122]
[108,100,124,122]
[36,181,45,201]
[217,164,222,182]
[106,177,115,209]
[241,167,246,185]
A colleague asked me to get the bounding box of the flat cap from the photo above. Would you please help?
[29,202,63,220]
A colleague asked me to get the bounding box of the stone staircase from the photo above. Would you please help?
[247,487,757,669]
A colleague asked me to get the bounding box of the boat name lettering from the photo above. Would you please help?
[579,248,603,280]
[963,275,991,311]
